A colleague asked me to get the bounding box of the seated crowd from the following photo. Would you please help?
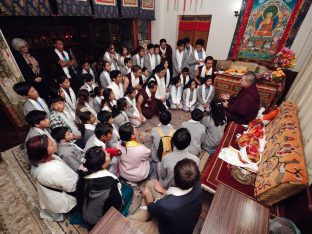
[12,36,260,233]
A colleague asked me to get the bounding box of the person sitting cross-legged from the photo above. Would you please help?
[76,146,133,229]
[159,128,200,189]
[128,158,203,234]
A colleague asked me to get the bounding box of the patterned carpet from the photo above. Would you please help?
[0,110,210,234]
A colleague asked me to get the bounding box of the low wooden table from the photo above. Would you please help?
[201,184,269,234]
[214,73,284,109]
[90,207,142,234]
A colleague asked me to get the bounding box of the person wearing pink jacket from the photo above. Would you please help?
[116,123,151,182]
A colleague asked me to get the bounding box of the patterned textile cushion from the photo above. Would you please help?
[254,102,308,206]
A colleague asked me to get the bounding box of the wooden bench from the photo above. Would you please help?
[200,184,269,234]
[90,207,142,234]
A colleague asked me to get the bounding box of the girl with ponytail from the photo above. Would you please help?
[76,89,97,123]
[101,88,117,112]
[117,123,151,183]
[201,98,227,155]
[112,98,129,130]
[76,146,132,228]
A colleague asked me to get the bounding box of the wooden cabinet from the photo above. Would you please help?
[214,74,284,109]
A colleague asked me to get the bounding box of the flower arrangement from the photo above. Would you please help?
[274,47,296,69]
[271,67,286,82]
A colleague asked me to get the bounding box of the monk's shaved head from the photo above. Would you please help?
[243,72,256,84]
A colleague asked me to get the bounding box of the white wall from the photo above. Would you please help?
[290,5,312,72]
[151,0,243,60]
[151,0,312,72]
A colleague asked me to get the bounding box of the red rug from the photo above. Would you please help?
[201,122,282,216]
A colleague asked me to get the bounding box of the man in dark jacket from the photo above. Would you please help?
[221,71,260,124]
[128,158,203,234]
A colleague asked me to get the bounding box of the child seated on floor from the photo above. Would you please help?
[25,110,54,143]
[76,89,98,123]
[181,108,205,156]
[97,110,120,148]
[27,135,77,221]
[80,73,97,94]
[128,158,202,234]
[159,128,200,188]
[84,123,112,151]
[151,111,175,176]
[84,123,121,175]
[182,79,198,112]
[125,87,146,127]
[49,95,81,139]
[92,86,104,113]
[116,123,151,183]
[79,111,97,145]
[101,88,117,112]
[76,146,133,228]
[51,127,84,172]
[179,67,191,88]
[196,75,215,112]
[13,82,50,116]
[141,66,150,84]
[112,98,130,130]
[57,76,77,114]
[107,70,128,100]
[201,99,227,156]
[169,76,183,110]
[99,61,112,89]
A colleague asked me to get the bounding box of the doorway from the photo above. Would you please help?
[178,15,212,49]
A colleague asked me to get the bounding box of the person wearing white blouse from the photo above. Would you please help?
[169,76,183,110]
[27,135,78,221]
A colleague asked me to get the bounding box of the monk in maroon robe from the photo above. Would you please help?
[137,80,159,119]
[221,72,260,124]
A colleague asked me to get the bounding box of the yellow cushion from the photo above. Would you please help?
[254,102,308,206]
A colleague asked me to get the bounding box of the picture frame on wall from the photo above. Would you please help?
[139,40,150,50]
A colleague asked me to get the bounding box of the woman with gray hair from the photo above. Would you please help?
[12,38,49,100]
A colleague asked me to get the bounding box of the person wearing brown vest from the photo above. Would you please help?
[194,56,217,85]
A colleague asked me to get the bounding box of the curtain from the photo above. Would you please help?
[56,0,92,16]
[286,49,312,184]
[121,0,139,18]
[0,0,52,16]
[178,16,211,49]
[140,0,155,20]
[92,0,119,18]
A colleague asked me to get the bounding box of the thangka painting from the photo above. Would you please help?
[123,0,138,7]
[94,0,116,6]
[141,0,154,10]
[0,30,25,127]
[229,0,310,61]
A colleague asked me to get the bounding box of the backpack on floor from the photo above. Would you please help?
[156,127,175,161]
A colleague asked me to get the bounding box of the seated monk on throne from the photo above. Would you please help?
[254,11,275,37]
[220,72,260,125]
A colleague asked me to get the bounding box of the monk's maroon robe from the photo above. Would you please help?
[225,84,260,124]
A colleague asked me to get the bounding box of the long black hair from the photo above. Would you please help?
[209,99,226,127]
[79,111,93,136]
[119,123,134,153]
[112,98,127,118]
[143,64,166,88]
[101,88,115,110]
[91,86,103,99]
[184,78,197,91]
[76,146,107,210]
